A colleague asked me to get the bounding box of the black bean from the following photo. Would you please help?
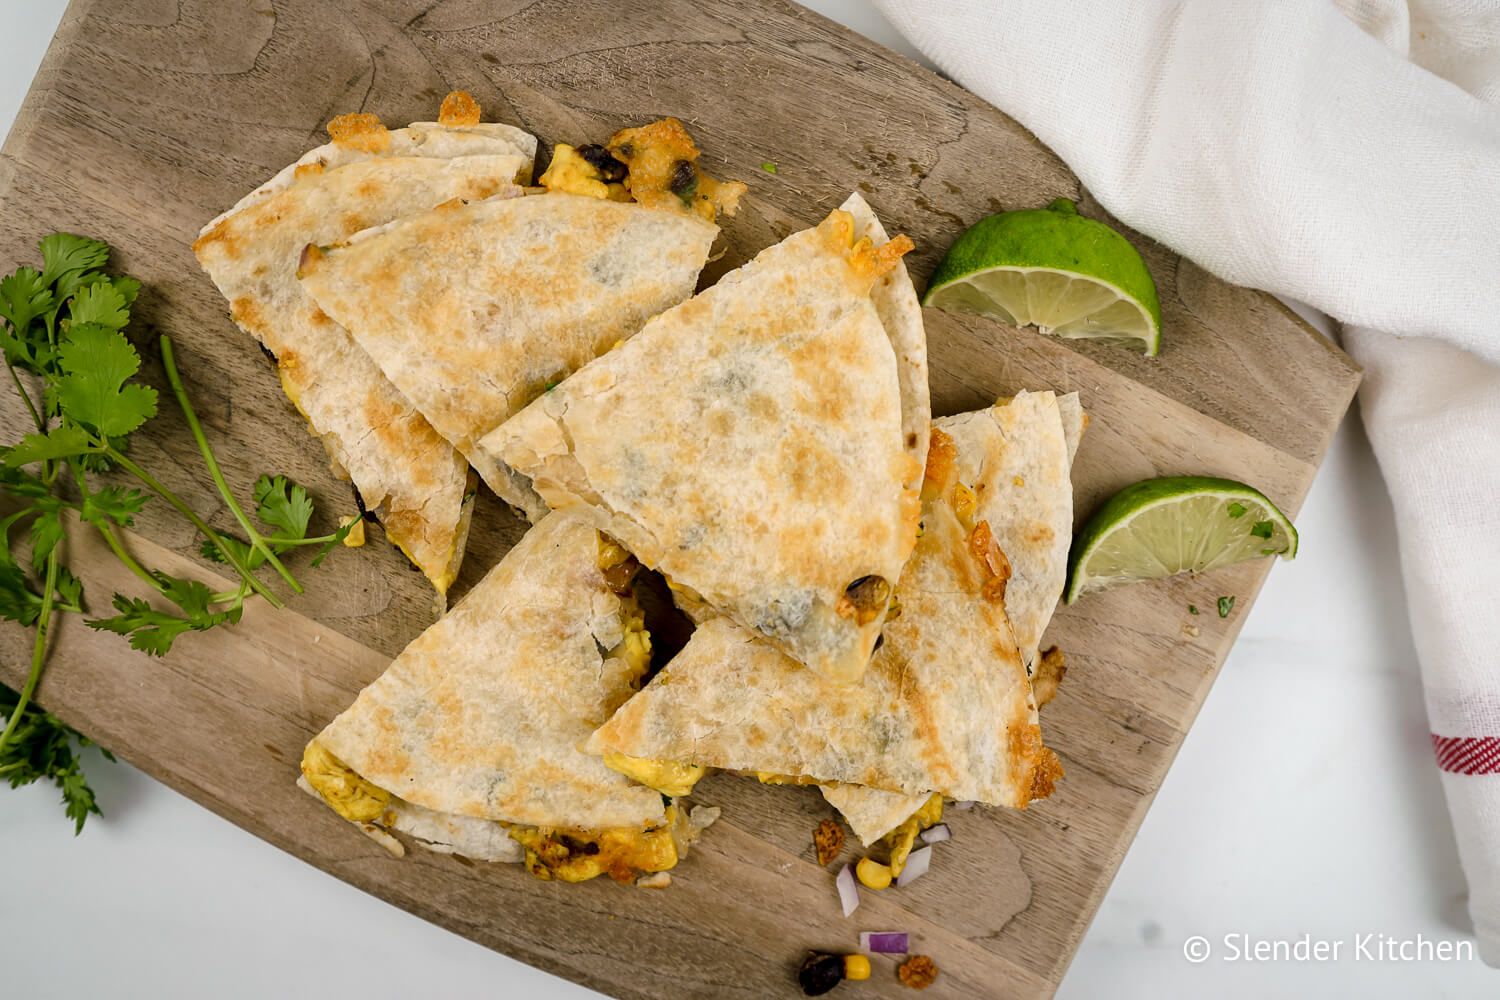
[669,159,698,198]
[575,143,627,182]
[798,952,845,996]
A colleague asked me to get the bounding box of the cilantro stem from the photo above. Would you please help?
[101,446,282,609]
[5,363,43,432]
[157,337,302,596]
[0,544,60,757]
[94,521,167,596]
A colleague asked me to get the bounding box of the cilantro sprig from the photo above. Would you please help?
[0,233,353,831]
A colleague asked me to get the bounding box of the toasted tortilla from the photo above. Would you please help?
[483,203,923,683]
[204,120,536,233]
[197,154,530,593]
[822,391,1084,843]
[310,510,666,836]
[195,94,534,594]
[586,423,1060,805]
[297,192,720,518]
[937,390,1081,672]
[841,192,930,488]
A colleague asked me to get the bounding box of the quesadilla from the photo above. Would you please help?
[195,92,534,593]
[300,509,710,883]
[585,419,1064,812]
[821,390,1084,843]
[296,118,745,518]
[482,196,926,683]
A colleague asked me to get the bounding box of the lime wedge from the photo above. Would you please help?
[924,198,1162,356]
[1066,476,1297,603]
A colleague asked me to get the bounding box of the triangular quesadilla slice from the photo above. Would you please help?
[300,509,708,884]
[196,92,533,594]
[585,421,1062,808]
[297,119,744,518]
[821,390,1084,844]
[483,200,924,683]
[933,390,1083,673]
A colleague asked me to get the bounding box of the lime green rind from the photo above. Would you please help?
[923,199,1163,356]
[1065,476,1298,604]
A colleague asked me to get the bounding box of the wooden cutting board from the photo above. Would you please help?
[0,1,1359,996]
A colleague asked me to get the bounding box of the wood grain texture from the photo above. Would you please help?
[0,1,1360,997]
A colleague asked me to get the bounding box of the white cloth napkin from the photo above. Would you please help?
[873,0,1500,962]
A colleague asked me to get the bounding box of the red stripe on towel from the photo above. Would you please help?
[1432,735,1500,775]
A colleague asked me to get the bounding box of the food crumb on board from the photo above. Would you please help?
[897,954,939,989]
[815,818,845,865]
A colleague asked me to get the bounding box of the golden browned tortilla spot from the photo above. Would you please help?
[326,112,391,153]
[438,90,483,127]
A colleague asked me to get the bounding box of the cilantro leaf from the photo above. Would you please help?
[67,279,130,331]
[0,683,108,834]
[80,485,149,527]
[0,266,52,337]
[109,275,141,307]
[0,562,44,625]
[28,511,65,573]
[38,233,109,291]
[201,533,256,568]
[1250,520,1274,539]
[4,424,94,467]
[1217,595,1235,618]
[253,474,313,541]
[0,460,52,499]
[54,565,83,610]
[1226,501,1246,518]
[53,324,158,437]
[87,595,193,655]
[86,574,243,656]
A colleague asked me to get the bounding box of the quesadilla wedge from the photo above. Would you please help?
[300,509,710,883]
[821,390,1084,844]
[483,199,925,683]
[196,93,534,594]
[296,118,745,518]
[585,422,1062,808]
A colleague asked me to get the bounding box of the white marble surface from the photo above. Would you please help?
[2,2,1492,996]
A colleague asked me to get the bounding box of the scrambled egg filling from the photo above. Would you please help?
[753,771,822,787]
[539,143,631,202]
[301,741,390,823]
[510,806,686,884]
[539,120,745,223]
[883,793,944,877]
[603,752,706,797]
[596,531,653,678]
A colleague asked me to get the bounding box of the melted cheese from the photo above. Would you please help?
[603,753,706,797]
[510,807,684,884]
[538,144,630,202]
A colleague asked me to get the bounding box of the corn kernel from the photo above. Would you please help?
[844,954,872,981]
[340,515,366,548]
[856,856,893,890]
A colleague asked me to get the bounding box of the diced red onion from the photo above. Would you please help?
[951,800,976,811]
[920,823,952,845]
[859,931,910,954]
[895,846,932,887]
[836,863,860,917]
